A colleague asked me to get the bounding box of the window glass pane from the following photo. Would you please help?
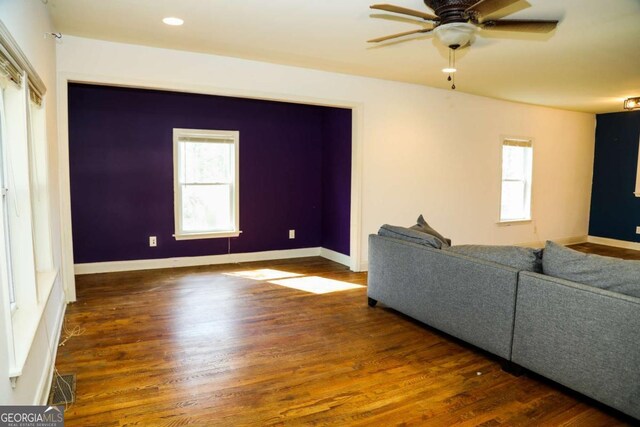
[502,145,526,180]
[501,180,526,220]
[181,184,232,232]
[183,142,231,184]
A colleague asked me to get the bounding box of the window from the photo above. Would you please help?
[635,136,640,197]
[0,30,54,379]
[173,128,240,240]
[500,138,533,222]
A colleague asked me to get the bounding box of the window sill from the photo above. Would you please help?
[174,231,241,241]
[496,219,532,226]
[37,269,58,302]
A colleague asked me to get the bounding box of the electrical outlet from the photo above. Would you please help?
[636,226,640,235]
[289,229,295,239]
[149,236,157,247]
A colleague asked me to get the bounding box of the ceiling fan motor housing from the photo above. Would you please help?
[424,0,478,23]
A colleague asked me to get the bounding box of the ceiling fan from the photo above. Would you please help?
[368,0,559,48]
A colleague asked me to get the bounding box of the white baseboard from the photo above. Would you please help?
[516,235,587,249]
[75,247,324,275]
[75,247,358,275]
[587,236,640,251]
[320,247,350,267]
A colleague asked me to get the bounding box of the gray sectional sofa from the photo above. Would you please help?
[368,233,640,420]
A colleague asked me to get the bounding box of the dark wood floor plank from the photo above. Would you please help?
[568,242,640,260]
[54,249,637,425]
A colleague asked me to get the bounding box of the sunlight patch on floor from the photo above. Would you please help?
[268,276,364,294]
[224,269,303,281]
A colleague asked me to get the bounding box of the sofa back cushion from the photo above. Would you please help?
[378,224,444,249]
[444,245,543,272]
[542,241,640,298]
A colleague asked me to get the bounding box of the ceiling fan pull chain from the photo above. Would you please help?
[450,47,456,90]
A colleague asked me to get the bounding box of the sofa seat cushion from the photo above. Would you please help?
[542,241,640,298]
[444,245,543,272]
[378,224,444,249]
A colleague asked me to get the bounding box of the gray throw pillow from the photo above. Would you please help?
[444,245,543,272]
[542,241,640,298]
[409,215,451,248]
[378,224,443,249]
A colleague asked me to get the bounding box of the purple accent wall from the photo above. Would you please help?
[321,110,352,255]
[68,83,351,263]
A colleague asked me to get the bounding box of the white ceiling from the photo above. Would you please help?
[48,0,640,113]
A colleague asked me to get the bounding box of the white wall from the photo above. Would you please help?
[57,35,595,270]
[0,0,65,404]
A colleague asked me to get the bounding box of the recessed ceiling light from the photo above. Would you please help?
[162,17,184,26]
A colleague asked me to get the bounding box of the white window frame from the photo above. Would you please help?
[634,136,640,198]
[498,137,533,224]
[173,128,240,240]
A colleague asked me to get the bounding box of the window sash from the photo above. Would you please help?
[180,182,234,233]
[178,140,233,185]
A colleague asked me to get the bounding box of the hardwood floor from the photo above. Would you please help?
[56,250,637,426]
[568,242,640,260]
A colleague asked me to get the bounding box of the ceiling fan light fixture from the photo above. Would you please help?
[433,22,477,48]
[442,67,457,73]
[624,97,640,110]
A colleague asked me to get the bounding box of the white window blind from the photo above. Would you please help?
[0,88,15,307]
[28,80,42,107]
[0,52,21,88]
[27,88,53,274]
[500,138,533,222]
[173,129,240,240]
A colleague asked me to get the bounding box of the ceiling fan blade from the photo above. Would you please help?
[466,0,520,18]
[370,4,438,21]
[370,13,431,27]
[481,19,558,33]
[367,28,433,43]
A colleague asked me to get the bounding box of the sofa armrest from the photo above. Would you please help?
[512,271,640,420]
[368,234,520,360]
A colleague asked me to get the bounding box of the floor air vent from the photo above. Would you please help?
[48,373,76,406]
